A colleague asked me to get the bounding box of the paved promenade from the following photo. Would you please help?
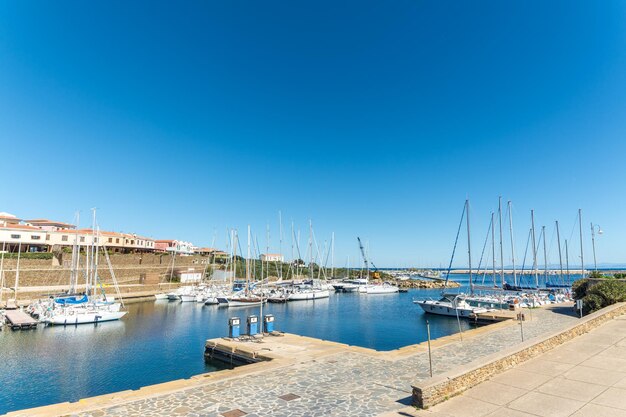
[9,304,579,417]
[390,314,626,417]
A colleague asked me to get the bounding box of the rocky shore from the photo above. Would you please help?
[390,279,461,289]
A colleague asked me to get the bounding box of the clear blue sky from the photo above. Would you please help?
[1,1,626,267]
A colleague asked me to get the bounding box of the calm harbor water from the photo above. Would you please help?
[0,286,475,414]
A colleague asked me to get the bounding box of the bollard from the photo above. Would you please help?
[228,317,240,338]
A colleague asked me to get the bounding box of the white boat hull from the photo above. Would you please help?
[365,286,399,294]
[154,293,169,300]
[288,290,330,301]
[180,294,197,303]
[44,311,127,325]
[414,300,485,318]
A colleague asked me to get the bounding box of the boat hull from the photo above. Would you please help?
[414,301,480,318]
[288,290,330,301]
[44,311,127,325]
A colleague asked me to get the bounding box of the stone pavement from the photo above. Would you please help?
[26,305,578,417]
[390,314,626,417]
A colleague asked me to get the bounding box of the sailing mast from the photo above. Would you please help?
[565,239,571,284]
[331,232,335,279]
[491,212,496,287]
[498,196,505,288]
[530,210,538,289]
[508,201,517,287]
[578,209,585,278]
[0,241,5,306]
[542,225,548,285]
[556,221,564,285]
[13,242,22,302]
[466,199,473,295]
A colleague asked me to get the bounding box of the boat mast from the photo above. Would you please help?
[232,229,237,285]
[331,232,335,279]
[278,210,283,280]
[508,201,517,287]
[13,241,22,302]
[491,212,496,287]
[309,220,313,280]
[0,241,5,306]
[530,209,538,289]
[247,225,251,295]
[542,225,548,285]
[466,199,473,295]
[556,221,564,284]
[578,209,585,278]
[498,196,505,288]
[565,239,571,284]
[69,211,80,294]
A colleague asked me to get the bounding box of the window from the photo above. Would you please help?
[31,235,41,240]
[116,238,120,243]
[46,235,50,240]
[108,238,112,243]
[94,237,98,243]
[61,235,68,242]
[80,237,85,242]
[131,240,135,245]
[11,234,20,239]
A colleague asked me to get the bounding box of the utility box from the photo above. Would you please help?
[247,315,258,335]
[228,317,240,338]
[264,314,275,333]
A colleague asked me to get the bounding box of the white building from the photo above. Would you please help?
[260,253,284,263]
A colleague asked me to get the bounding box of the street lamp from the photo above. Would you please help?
[591,223,603,271]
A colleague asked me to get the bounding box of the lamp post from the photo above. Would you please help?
[590,223,603,272]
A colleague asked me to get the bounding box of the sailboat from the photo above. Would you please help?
[218,226,266,307]
[40,210,127,325]
[414,199,489,318]
[288,221,331,301]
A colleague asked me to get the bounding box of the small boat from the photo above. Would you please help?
[154,293,169,300]
[363,282,399,295]
[414,294,488,318]
[288,289,330,301]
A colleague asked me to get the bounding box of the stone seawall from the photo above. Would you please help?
[0,253,211,288]
[412,301,626,409]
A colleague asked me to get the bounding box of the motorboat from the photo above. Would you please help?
[413,294,489,318]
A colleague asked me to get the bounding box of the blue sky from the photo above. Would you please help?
[1,1,626,267]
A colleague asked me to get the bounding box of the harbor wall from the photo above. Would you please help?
[0,253,211,292]
[412,301,626,409]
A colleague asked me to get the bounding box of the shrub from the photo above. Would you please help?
[574,278,626,315]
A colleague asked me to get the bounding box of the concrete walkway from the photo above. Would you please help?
[395,314,626,417]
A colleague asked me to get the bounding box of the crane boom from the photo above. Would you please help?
[357,237,378,272]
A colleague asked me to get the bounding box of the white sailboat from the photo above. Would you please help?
[41,210,127,325]
[414,200,489,318]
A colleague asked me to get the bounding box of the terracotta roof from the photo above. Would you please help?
[156,239,175,243]
[0,224,45,231]
[196,247,217,252]
[26,219,75,227]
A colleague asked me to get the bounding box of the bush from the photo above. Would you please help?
[574,278,626,315]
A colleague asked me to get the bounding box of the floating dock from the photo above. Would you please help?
[4,310,38,330]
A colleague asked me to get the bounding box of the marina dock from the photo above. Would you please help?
[4,310,38,330]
